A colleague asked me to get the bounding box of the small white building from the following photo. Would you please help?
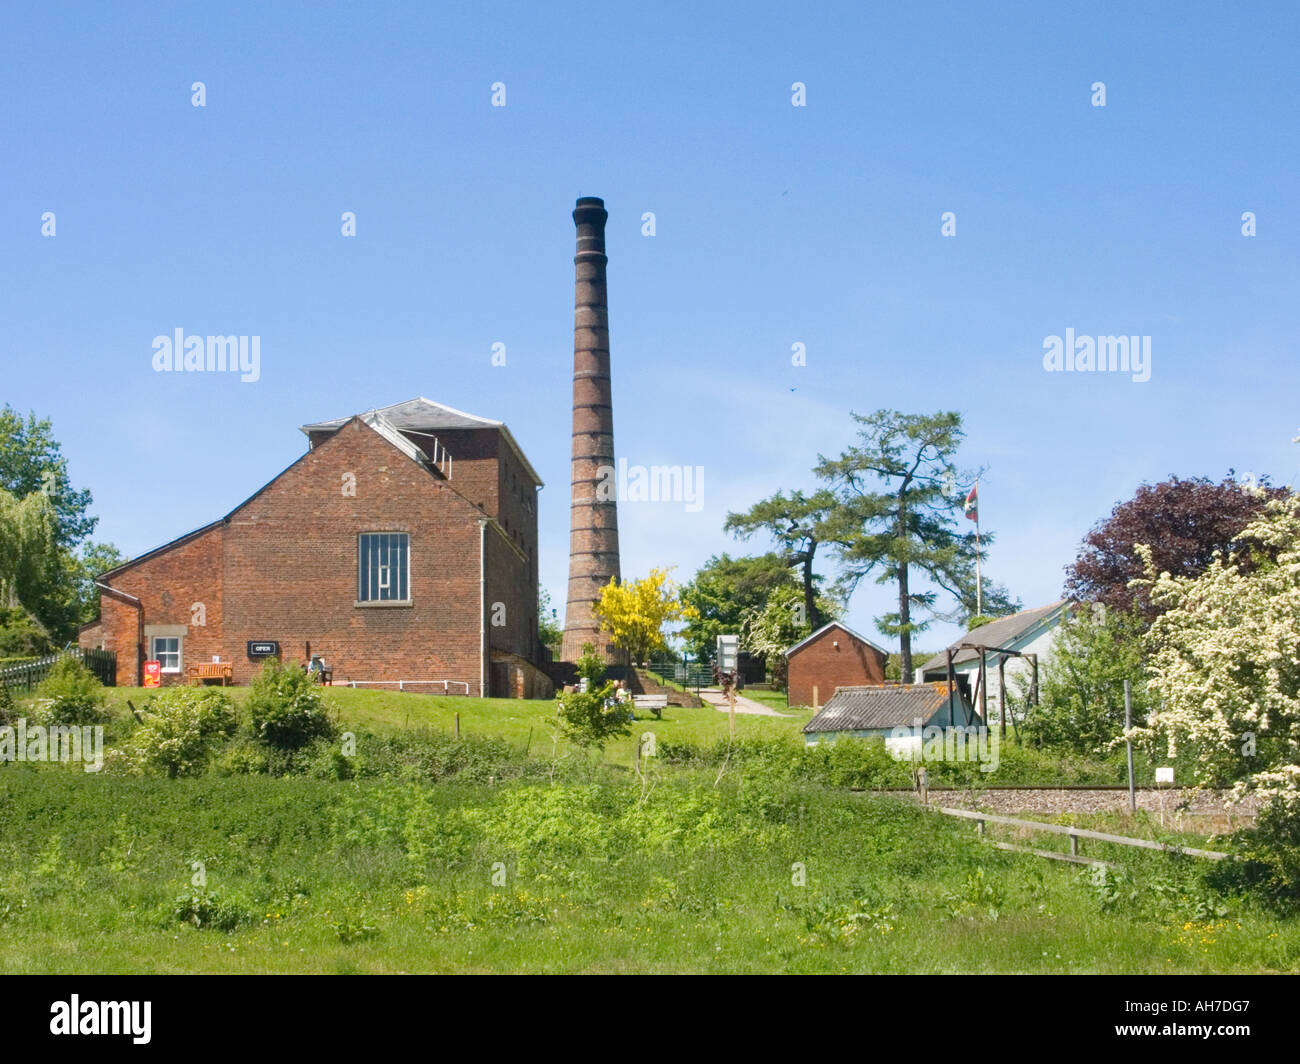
[918,601,1069,723]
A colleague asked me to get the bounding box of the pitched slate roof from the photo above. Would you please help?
[300,397,543,487]
[919,600,1069,676]
[803,683,974,734]
[786,620,889,658]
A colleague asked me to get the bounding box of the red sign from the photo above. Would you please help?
[143,660,161,688]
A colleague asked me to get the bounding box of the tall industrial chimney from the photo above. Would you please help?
[561,197,623,663]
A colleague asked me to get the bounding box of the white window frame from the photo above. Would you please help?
[151,635,182,674]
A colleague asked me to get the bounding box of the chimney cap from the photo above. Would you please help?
[575,196,605,208]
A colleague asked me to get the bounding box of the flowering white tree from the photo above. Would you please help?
[1137,492,1300,804]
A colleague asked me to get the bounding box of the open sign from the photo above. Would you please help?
[247,641,280,658]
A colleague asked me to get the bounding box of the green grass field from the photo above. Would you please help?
[1,685,1296,974]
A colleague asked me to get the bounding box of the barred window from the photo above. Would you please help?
[358,532,410,603]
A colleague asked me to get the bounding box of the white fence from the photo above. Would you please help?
[341,679,471,695]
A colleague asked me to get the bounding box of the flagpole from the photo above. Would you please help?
[974,480,982,617]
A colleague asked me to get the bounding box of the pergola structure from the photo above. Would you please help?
[943,641,1040,738]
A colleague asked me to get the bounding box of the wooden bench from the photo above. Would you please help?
[188,662,233,686]
[633,694,668,719]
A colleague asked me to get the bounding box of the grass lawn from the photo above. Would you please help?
[98,685,806,770]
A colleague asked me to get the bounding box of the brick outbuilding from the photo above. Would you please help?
[785,621,888,708]
[78,398,553,698]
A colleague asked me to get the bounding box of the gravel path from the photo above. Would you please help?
[697,688,794,718]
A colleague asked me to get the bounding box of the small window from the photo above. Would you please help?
[152,636,181,673]
[359,532,410,603]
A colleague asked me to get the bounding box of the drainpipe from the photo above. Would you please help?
[97,581,143,686]
[478,518,488,698]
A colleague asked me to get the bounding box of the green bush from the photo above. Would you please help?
[0,607,53,658]
[170,888,255,932]
[119,686,238,778]
[555,643,629,750]
[247,658,336,750]
[1210,791,1300,912]
[212,735,270,776]
[34,655,106,725]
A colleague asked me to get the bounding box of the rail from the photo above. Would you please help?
[938,806,1230,861]
[344,680,471,695]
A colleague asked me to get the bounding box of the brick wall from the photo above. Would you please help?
[787,627,887,708]
[82,418,546,695]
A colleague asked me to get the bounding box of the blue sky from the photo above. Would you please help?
[3,0,1298,653]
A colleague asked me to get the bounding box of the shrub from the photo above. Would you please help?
[212,735,270,776]
[0,607,53,658]
[119,686,238,778]
[247,658,336,750]
[555,643,629,750]
[0,681,15,727]
[34,655,106,725]
[1209,789,1300,912]
[171,888,255,933]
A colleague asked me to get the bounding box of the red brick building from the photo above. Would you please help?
[785,621,888,709]
[79,398,553,698]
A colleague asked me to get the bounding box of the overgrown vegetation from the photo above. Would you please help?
[33,655,106,725]
[1,670,1297,971]
[554,644,630,751]
[247,658,337,750]
[1,746,1296,974]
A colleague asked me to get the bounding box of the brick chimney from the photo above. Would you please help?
[561,197,623,663]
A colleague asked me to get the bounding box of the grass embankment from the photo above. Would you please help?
[2,765,1297,974]
[97,686,801,771]
[1,685,1295,973]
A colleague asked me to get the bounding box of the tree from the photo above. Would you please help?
[679,552,800,657]
[0,487,56,610]
[1137,491,1300,905]
[814,410,1017,683]
[537,585,564,650]
[1065,474,1286,625]
[594,568,696,666]
[1137,492,1300,788]
[1025,606,1151,754]
[740,584,840,688]
[0,406,121,638]
[724,489,837,631]
[0,606,53,657]
[0,406,97,545]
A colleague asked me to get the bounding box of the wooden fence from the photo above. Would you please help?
[938,806,1229,867]
[0,648,117,693]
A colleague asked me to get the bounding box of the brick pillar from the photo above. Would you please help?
[561,197,623,663]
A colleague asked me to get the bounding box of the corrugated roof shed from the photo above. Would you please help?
[803,683,975,734]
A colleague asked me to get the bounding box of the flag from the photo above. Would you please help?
[963,483,979,522]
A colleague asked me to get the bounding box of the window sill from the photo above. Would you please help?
[354,600,414,609]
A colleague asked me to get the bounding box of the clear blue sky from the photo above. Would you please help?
[3,1,1297,653]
